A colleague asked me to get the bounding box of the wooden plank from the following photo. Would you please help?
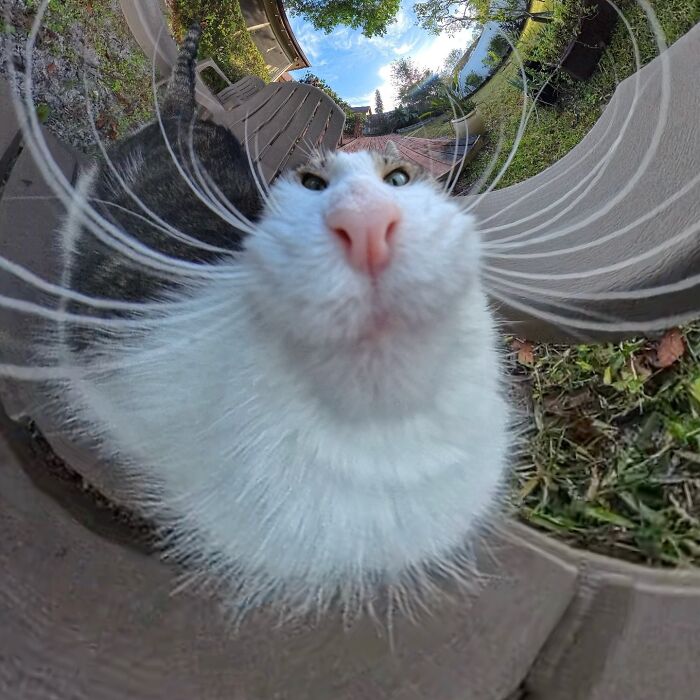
[223,83,288,132]
[282,98,336,174]
[319,104,345,151]
[217,76,265,111]
[338,134,481,181]
[248,86,316,182]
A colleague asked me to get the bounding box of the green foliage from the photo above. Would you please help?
[463,70,483,89]
[390,57,431,103]
[441,47,464,78]
[415,0,551,34]
[31,0,154,137]
[299,72,350,109]
[285,0,401,37]
[457,0,700,192]
[420,75,475,120]
[170,0,270,88]
[487,33,510,58]
[35,103,51,123]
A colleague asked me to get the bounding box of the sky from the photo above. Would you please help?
[288,2,477,110]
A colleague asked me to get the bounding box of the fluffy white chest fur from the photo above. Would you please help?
[59,148,510,615]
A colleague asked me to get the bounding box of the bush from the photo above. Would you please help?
[170,0,270,90]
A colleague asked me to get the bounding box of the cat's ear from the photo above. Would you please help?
[384,140,400,159]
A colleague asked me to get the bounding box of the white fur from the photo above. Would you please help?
[58,150,510,617]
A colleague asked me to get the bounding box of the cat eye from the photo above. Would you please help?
[301,173,327,191]
[384,169,410,187]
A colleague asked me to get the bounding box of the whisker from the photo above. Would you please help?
[462,30,532,213]
[150,24,258,238]
[484,214,700,281]
[182,113,260,233]
[484,277,623,324]
[482,269,700,302]
[476,57,625,230]
[484,283,699,333]
[485,171,700,258]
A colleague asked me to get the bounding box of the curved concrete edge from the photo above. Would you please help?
[1,404,699,700]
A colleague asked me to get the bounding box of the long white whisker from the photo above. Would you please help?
[0,312,233,381]
[485,170,700,259]
[150,25,258,238]
[476,54,625,231]
[485,283,699,333]
[482,270,700,302]
[484,215,700,281]
[181,113,260,234]
[463,29,531,212]
[485,278,623,323]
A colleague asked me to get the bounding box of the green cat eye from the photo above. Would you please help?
[384,169,410,187]
[301,173,327,191]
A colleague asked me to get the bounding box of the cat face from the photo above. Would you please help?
[242,147,481,348]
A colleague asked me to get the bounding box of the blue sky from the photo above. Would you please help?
[288,2,476,110]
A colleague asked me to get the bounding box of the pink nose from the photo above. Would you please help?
[325,200,401,275]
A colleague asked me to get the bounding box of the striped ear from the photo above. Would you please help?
[384,140,400,158]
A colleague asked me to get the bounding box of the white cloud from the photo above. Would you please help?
[411,27,475,74]
[393,41,417,55]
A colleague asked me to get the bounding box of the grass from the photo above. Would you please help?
[512,324,700,567]
[169,0,270,90]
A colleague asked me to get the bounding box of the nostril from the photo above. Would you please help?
[332,227,352,251]
[385,219,398,243]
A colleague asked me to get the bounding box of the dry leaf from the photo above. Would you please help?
[94,114,107,130]
[511,338,535,366]
[654,328,685,368]
[46,62,57,75]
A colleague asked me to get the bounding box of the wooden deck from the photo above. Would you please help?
[339,134,482,181]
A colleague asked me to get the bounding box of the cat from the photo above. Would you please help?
[44,23,510,620]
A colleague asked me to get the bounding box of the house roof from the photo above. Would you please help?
[350,106,372,114]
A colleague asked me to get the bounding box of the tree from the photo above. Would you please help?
[414,0,553,35]
[374,89,384,114]
[285,0,402,38]
[299,72,351,110]
[487,33,510,58]
[463,70,482,89]
[441,48,464,80]
[390,57,431,103]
